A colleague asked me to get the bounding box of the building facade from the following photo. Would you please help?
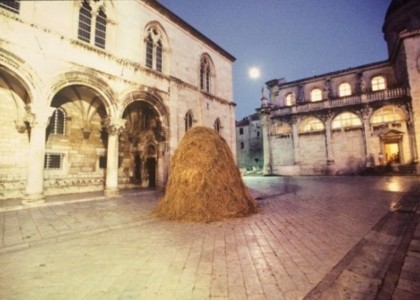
[259,0,420,176]
[0,0,236,202]
[236,113,263,172]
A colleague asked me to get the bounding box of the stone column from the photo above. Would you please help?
[324,115,334,164]
[361,106,373,166]
[104,118,126,196]
[23,107,54,204]
[291,117,300,164]
[259,87,272,176]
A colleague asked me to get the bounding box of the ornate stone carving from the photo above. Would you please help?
[104,117,126,135]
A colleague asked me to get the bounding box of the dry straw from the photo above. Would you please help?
[154,126,257,222]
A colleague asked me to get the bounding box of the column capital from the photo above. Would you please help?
[104,117,126,135]
[24,105,55,128]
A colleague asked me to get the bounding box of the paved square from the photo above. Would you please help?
[0,176,419,299]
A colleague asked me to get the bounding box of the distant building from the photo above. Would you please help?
[258,0,420,176]
[0,0,236,201]
[236,113,263,171]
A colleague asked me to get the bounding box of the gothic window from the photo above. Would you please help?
[145,35,154,68]
[200,56,212,93]
[185,111,193,132]
[338,82,352,97]
[78,0,107,48]
[0,0,20,13]
[78,0,92,43]
[94,7,107,48]
[371,76,386,91]
[48,108,66,135]
[144,26,164,72]
[285,93,294,106]
[332,112,361,129]
[44,153,63,170]
[371,106,405,124]
[239,128,244,135]
[310,88,323,102]
[214,118,221,133]
[299,117,324,133]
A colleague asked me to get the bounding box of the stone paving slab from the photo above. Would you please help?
[0,176,419,299]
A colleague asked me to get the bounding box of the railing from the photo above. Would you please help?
[271,87,409,117]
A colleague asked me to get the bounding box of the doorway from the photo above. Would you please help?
[384,142,400,164]
[146,157,156,187]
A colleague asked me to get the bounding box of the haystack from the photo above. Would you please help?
[154,126,256,222]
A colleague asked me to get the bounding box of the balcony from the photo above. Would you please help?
[271,87,410,117]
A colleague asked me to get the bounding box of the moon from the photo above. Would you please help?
[248,67,260,79]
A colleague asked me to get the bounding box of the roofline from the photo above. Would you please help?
[145,0,236,62]
[266,60,391,88]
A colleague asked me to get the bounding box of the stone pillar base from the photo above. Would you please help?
[22,193,45,206]
[104,188,119,197]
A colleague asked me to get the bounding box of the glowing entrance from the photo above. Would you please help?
[384,142,400,164]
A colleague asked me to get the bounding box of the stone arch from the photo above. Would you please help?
[46,71,117,117]
[121,90,169,135]
[120,90,169,188]
[0,49,44,129]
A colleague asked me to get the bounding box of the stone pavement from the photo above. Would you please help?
[0,176,419,299]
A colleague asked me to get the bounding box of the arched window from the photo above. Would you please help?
[338,82,352,97]
[185,111,193,132]
[200,56,212,93]
[214,118,221,133]
[78,0,107,49]
[371,106,405,124]
[298,117,324,133]
[310,88,323,102]
[94,7,107,48]
[78,0,92,43]
[270,122,292,135]
[371,76,386,91]
[332,112,361,129]
[144,26,164,72]
[49,108,66,135]
[0,0,20,14]
[285,93,294,106]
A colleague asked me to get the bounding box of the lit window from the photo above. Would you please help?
[371,76,386,91]
[285,93,294,106]
[310,88,323,102]
[214,118,221,133]
[44,153,63,170]
[0,0,20,13]
[338,82,352,97]
[332,112,361,129]
[144,26,164,72]
[371,106,405,124]
[270,122,292,135]
[200,56,212,93]
[299,117,324,133]
[185,111,193,132]
[78,0,92,43]
[48,108,66,135]
[94,8,107,48]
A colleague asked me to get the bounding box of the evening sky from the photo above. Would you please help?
[158,0,392,120]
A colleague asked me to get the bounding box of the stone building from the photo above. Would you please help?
[259,0,420,176]
[236,113,263,172]
[0,0,236,202]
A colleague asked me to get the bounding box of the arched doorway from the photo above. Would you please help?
[122,101,165,189]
